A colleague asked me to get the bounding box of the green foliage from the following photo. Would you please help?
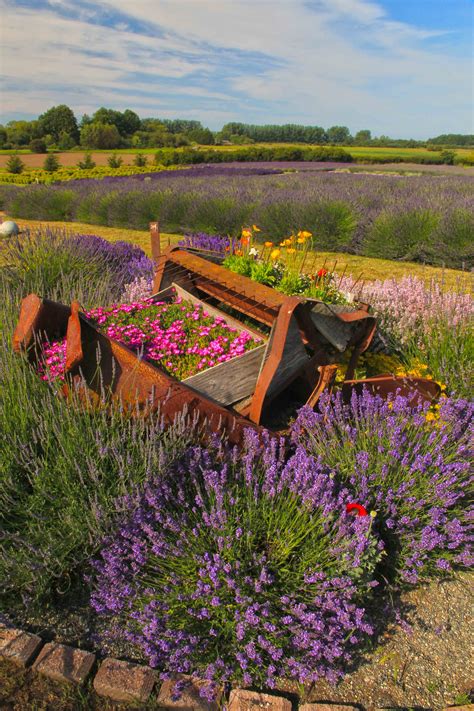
[107,153,123,168]
[222,254,253,276]
[92,107,141,136]
[57,131,76,150]
[42,153,60,172]
[187,127,215,145]
[0,273,197,608]
[80,122,121,149]
[364,210,440,261]
[77,153,96,169]
[404,321,474,399]
[29,138,47,153]
[5,154,24,174]
[133,153,147,167]
[38,105,79,142]
[327,125,352,144]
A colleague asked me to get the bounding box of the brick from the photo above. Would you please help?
[0,627,42,666]
[33,642,95,684]
[300,706,359,711]
[228,689,292,711]
[157,674,222,711]
[93,657,156,703]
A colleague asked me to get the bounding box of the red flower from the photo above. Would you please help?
[317,268,328,278]
[346,503,368,516]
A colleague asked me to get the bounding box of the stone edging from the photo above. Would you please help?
[0,623,472,710]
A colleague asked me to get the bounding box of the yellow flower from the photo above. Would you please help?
[241,229,252,240]
[252,224,261,232]
[297,230,312,239]
[287,248,296,254]
[279,241,286,247]
[297,237,306,244]
[264,241,273,247]
[270,249,281,259]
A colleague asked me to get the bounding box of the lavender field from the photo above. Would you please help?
[1,165,472,268]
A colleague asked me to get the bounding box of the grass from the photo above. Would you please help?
[2,214,471,291]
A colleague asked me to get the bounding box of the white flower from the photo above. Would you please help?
[249,247,259,257]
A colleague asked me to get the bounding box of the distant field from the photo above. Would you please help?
[3,215,470,291]
[0,143,472,170]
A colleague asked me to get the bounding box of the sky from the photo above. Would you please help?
[0,0,473,138]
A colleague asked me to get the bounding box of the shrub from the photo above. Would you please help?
[133,153,147,167]
[43,153,60,172]
[107,153,123,168]
[2,227,153,300]
[77,153,96,169]
[91,431,380,692]
[364,209,440,261]
[29,138,47,153]
[5,154,24,174]
[292,391,474,586]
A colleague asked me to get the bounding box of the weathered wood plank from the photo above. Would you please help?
[184,344,266,405]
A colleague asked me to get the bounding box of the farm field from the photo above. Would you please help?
[2,165,472,270]
[0,143,473,170]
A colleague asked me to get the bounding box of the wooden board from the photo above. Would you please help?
[183,344,266,406]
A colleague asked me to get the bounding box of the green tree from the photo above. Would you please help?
[0,126,7,148]
[57,131,76,150]
[29,138,48,153]
[43,153,60,172]
[107,153,123,168]
[6,120,39,146]
[121,109,141,135]
[38,105,79,142]
[187,127,215,145]
[133,153,147,166]
[327,126,351,144]
[77,153,96,169]
[6,154,25,174]
[354,129,372,145]
[80,122,121,149]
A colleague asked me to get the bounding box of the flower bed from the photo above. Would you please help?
[39,296,262,383]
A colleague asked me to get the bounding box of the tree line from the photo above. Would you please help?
[0,104,472,151]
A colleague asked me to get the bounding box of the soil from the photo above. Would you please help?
[2,573,472,710]
[0,153,473,175]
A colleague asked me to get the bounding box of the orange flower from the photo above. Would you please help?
[264,241,273,247]
[287,248,296,254]
[235,249,243,256]
[279,241,286,247]
[297,237,306,244]
[252,224,261,232]
[241,236,249,245]
[297,230,312,239]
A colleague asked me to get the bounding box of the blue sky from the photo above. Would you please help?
[1,0,473,138]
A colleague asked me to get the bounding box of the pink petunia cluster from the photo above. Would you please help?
[39,297,261,383]
[38,340,67,382]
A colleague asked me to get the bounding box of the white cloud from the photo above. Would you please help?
[0,0,472,136]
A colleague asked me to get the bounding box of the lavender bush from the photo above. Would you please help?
[2,170,472,267]
[291,391,474,585]
[2,227,153,303]
[178,231,240,256]
[91,431,381,693]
